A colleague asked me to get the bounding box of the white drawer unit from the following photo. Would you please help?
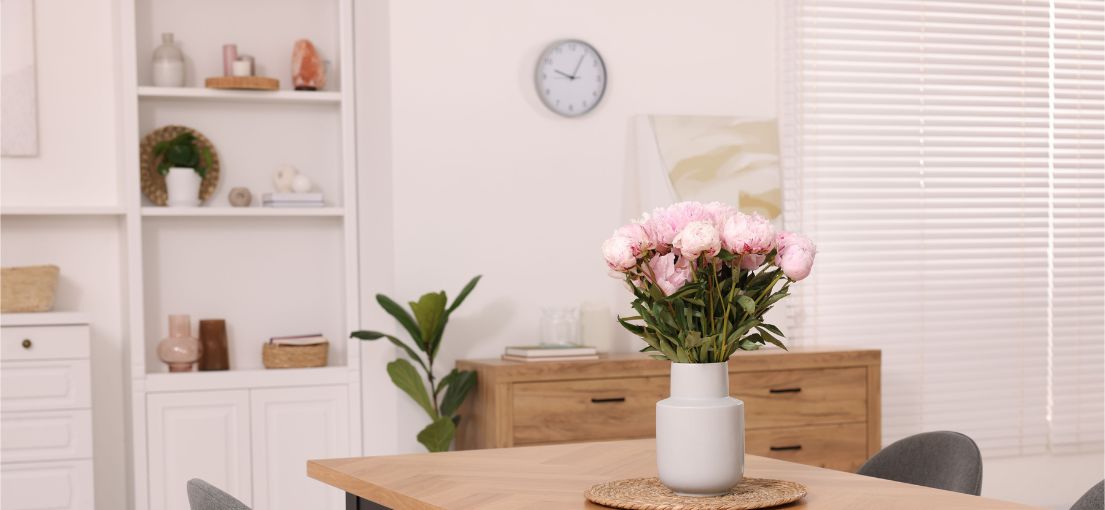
[0,313,95,509]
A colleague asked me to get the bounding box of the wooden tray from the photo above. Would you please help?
[205,76,279,91]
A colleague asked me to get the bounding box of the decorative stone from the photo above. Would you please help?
[291,174,313,193]
[228,187,252,207]
[292,39,326,91]
[273,164,298,192]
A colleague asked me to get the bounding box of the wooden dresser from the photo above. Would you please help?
[456,346,880,472]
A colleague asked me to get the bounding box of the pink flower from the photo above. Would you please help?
[602,236,637,272]
[775,231,816,281]
[649,253,691,296]
[614,222,653,256]
[740,253,766,270]
[721,212,776,255]
[673,221,721,260]
[703,201,738,228]
[644,202,712,248]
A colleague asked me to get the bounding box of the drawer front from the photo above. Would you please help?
[732,367,867,428]
[746,422,868,472]
[512,376,668,445]
[1,326,90,361]
[0,459,95,510]
[0,360,91,411]
[1,409,93,462]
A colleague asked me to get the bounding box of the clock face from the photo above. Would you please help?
[535,40,606,117]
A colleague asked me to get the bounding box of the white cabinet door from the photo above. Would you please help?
[251,385,349,510]
[147,390,251,510]
[1,460,94,510]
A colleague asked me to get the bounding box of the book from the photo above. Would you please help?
[269,334,327,346]
[262,192,324,203]
[503,345,598,358]
[501,354,600,363]
[262,202,326,208]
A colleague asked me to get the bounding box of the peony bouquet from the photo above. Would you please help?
[603,201,816,363]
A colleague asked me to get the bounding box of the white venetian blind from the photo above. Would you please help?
[1049,0,1104,454]
[787,0,1055,457]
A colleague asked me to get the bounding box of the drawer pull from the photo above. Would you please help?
[768,387,802,394]
[591,397,626,404]
[21,339,32,349]
[770,445,803,451]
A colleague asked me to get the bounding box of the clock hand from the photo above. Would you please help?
[554,70,573,79]
[571,53,585,79]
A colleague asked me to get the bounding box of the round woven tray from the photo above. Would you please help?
[585,477,806,510]
[140,125,220,206]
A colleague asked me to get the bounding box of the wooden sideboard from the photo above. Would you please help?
[455,346,880,472]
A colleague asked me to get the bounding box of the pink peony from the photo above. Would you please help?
[648,253,692,296]
[614,222,653,257]
[673,221,721,260]
[704,201,738,228]
[602,236,637,272]
[775,231,816,281]
[721,212,776,255]
[740,253,766,270]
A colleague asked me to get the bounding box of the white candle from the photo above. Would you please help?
[231,59,252,77]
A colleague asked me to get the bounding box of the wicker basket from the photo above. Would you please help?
[262,342,329,369]
[1,265,60,313]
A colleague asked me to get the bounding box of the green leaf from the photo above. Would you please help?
[617,316,645,336]
[386,359,436,419]
[416,417,455,452]
[684,331,705,348]
[736,295,757,314]
[350,330,429,373]
[440,370,476,417]
[409,291,447,353]
[759,290,790,310]
[759,323,785,337]
[376,294,424,349]
[446,275,482,314]
[756,327,788,350]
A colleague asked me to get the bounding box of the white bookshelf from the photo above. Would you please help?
[119,0,361,508]
[0,206,126,216]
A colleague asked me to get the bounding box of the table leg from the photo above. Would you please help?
[346,492,392,510]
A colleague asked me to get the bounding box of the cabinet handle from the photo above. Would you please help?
[21,339,32,349]
[591,397,626,404]
[769,387,802,394]
[770,445,802,451]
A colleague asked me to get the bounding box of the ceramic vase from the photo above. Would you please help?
[158,315,202,372]
[197,319,229,371]
[656,362,745,496]
[165,167,202,207]
[152,33,185,87]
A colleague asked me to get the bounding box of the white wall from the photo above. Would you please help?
[984,452,1103,510]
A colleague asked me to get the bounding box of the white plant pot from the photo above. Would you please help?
[165,167,202,207]
[656,362,745,496]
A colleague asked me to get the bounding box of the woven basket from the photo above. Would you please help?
[1,265,60,313]
[262,342,328,369]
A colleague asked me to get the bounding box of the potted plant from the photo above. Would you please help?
[351,276,481,452]
[152,132,212,207]
[603,202,815,496]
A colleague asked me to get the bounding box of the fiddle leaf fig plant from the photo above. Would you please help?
[351,275,481,452]
[152,132,213,177]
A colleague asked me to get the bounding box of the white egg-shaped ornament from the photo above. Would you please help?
[273,165,298,192]
[291,174,313,193]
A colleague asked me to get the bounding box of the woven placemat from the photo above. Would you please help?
[585,477,806,510]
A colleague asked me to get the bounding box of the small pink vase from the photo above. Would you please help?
[158,314,202,372]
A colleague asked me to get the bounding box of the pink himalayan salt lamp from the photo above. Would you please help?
[292,39,326,91]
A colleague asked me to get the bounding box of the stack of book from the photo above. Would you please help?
[262,192,325,208]
[269,333,328,346]
[501,344,599,363]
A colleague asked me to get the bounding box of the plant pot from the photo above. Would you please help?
[656,362,744,496]
[165,167,202,206]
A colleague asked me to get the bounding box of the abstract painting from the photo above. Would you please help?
[2,0,39,157]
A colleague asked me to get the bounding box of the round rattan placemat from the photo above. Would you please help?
[585,477,807,510]
[139,125,220,206]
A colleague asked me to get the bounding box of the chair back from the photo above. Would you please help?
[186,479,251,510]
[1070,480,1104,510]
[857,431,983,495]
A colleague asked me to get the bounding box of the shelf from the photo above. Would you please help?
[1,312,91,327]
[144,365,354,392]
[1,205,126,216]
[137,86,341,104]
[141,207,344,217]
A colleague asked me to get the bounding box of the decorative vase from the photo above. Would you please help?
[656,362,744,496]
[152,33,185,87]
[197,319,230,371]
[158,315,202,372]
[165,167,202,207]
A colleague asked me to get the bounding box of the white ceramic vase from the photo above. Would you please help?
[656,362,745,496]
[165,167,202,207]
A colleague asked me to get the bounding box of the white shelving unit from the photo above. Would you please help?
[119,0,360,509]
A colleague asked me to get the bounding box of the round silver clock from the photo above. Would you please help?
[535,39,606,117]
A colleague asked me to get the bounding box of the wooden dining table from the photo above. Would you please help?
[308,438,1039,510]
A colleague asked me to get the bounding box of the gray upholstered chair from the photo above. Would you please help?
[1071,480,1104,510]
[186,479,251,510]
[856,431,983,496]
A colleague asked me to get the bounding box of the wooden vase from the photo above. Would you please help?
[198,319,230,371]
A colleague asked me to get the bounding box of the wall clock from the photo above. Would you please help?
[535,39,606,117]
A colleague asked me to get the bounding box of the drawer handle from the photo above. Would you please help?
[591,397,626,404]
[21,339,32,349]
[770,445,803,451]
[769,387,802,394]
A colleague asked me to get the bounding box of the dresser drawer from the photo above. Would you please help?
[1,325,90,361]
[732,367,867,428]
[746,423,868,472]
[1,409,93,462]
[0,360,91,411]
[512,376,668,445]
[0,459,95,510]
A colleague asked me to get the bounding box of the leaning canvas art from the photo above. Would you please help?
[2,0,39,157]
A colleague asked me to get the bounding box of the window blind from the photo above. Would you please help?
[1049,0,1104,454]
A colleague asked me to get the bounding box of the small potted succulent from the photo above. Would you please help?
[153,132,212,207]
